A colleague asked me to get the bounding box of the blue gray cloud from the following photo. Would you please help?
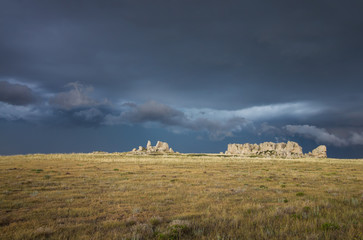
[0,81,36,105]
[1,80,362,147]
[49,82,108,110]
[104,101,248,140]
[103,100,326,140]
[285,125,363,147]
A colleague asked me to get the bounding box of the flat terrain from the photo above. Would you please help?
[0,153,362,240]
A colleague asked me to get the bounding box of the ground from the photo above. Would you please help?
[0,153,362,239]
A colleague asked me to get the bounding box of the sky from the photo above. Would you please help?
[0,0,363,158]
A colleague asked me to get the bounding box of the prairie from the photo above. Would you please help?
[0,153,362,239]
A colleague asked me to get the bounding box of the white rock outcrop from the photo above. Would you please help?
[131,140,175,154]
[225,141,327,158]
[307,145,327,158]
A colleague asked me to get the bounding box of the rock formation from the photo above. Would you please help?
[146,140,152,150]
[132,140,175,154]
[307,145,327,158]
[154,141,170,152]
[225,141,327,158]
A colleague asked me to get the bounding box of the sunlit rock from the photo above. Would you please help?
[225,141,317,158]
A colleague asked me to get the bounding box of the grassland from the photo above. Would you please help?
[0,153,362,240]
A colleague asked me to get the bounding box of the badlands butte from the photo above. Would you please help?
[131,140,327,158]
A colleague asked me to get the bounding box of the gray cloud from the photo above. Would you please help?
[49,82,106,110]
[0,81,36,105]
[1,1,363,109]
[0,102,45,121]
[104,101,247,140]
[186,117,247,140]
[257,122,281,136]
[285,125,363,147]
[349,132,363,145]
[120,100,185,126]
[73,107,104,123]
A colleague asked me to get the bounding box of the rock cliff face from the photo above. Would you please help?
[225,141,327,158]
[132,140,174,154]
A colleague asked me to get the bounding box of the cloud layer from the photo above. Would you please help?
[0,81,36,105]
[1,80,362,148]
[50,82,104,110]
[285,125,363,146]
[1,1,363,109]
[104,101,248,140]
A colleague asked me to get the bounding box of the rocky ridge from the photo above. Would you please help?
[225,141,327,158]
[132,140,175,154]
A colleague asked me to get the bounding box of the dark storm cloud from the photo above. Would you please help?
[73,108,104,123]
[0,81,111,125]
[285,125,363,147]
[104,101,248,140]
[119,101,186,126]
[0,81,36,105]
[1,0,363,108]
[49,82,108,110]
[186,117,247,140]
[285,125,348,147]
[45,82,113,127]
[54,106,109,127]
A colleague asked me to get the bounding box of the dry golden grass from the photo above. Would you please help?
[0,153,362,239]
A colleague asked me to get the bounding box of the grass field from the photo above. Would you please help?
[0,153,362,239]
